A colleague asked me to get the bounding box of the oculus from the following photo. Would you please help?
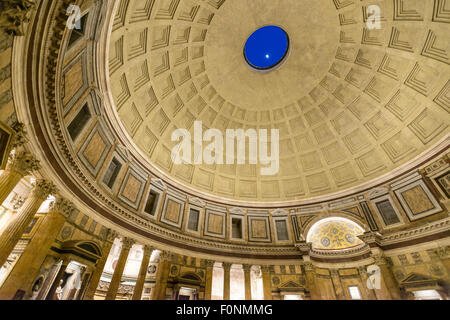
[244,25,289,71]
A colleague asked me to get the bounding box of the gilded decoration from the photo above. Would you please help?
[307,218,364,250]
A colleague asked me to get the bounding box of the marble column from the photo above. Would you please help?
[132,245,154,300]
[261,265,272,300]
[0,179,56,268]
[330,269,345,300]
[105,237,135,300]
[243,264,252,300]
[83,229,117,300]
[0,197,74,299]
[46,258,70,300]
[204,260,214,300]
[0,151,40,205]
[150,251,171,300]
[222,262,232,300]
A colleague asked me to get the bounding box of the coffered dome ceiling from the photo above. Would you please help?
[108,0,450,202]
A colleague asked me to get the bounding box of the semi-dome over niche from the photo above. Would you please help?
[108,0,450,202]
[306,217,364,250]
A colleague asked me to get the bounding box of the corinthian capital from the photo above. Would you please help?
[143,245,155,256]
[371,253,391,266]
[242,264,252,272]
[121,237,135,250]
[7,151,41,176]
[260,265,272,273]
[159,250,171,261]
[49,197,78,217]
[105,229,118,243]
[222,262,232,271]
[303,262,315,272]
[204,259,215,268]
[0,0,36,36]
[10,123,27,149]
[32,179,57,200]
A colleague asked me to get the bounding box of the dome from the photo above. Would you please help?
[108,0,449,203]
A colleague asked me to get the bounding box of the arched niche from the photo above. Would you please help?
[306,217,365,251]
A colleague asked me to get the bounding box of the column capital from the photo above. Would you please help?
[205,259,215,268]
[0,0,36,36]
[105,229,118,243]
[260,265,272,273]
[303,261,315,272]
[357,266,368,275]
[142,245,155,255]
[371,253,392,266]
[434,246,450,260]
[10,122,28,149]
[49,197,78,218]
[242,264,252,272]
[121,237,135,250]
[7,151,41,176]
[159,250,171,261]
[222,262,232,271]
[32,179,57,200]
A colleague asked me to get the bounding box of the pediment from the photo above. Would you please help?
[280,281,301,288]
[401,273,435,284]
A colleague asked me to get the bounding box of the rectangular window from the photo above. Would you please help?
[348,286,362,300]
[413,290,442,300]
[102,157,121,189]
[231,218,242,239]
[144,190,159,216]
[376,200,400,226]
[275,220,289,241]
[67,103,91,141]
[68,14,88,47]
[187,208,200,231]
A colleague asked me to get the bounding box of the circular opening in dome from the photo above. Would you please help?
[244,25,289,72]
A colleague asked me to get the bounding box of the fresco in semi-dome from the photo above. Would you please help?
[307,217,364,250]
